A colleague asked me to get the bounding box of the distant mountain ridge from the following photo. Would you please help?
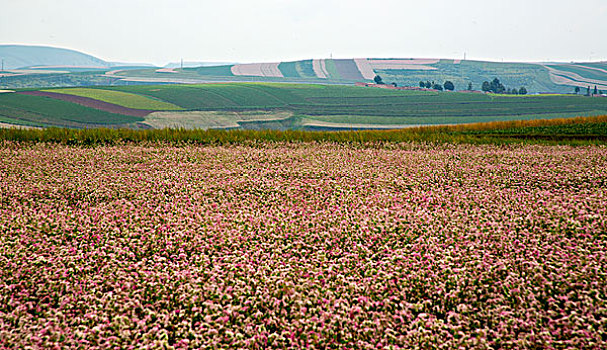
[0,45,110,69]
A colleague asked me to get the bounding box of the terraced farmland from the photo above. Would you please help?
[0,92,142,128]
[45,88,183,110]
[2,83,607,129]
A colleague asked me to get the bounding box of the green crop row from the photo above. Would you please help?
[44,88,183,110]
[0,93,142,127]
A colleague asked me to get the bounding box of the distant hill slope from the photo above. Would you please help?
[1,44,606,93]
[0,45,109,69]
[111,58,607,93]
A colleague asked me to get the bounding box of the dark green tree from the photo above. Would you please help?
[419,81,425,88]
[425,81,432,88]
[594,86,598,95]
[443,81,455,91]
[432,83,443,91]
[373,75,384,84]
[468,82,473,90]
[586,86,591,96]
[575,86,580,94]
[481,81,491,92]
[518,87,527,95]
[490,78,505,93]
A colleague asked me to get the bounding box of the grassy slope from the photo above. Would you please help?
[376,60,561,92]
[0,93,142,127]
[110,59,585,92]
[278,61,317,79]
[182,65,235,76]
[110,84,304,109]
[546,64,607,86]
[43,88,183,110]
[4,83,607,129]
[4,57,605,93]
[115,83,607,118]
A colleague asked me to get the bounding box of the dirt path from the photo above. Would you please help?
[17,91,155,117]
[313,59,328,79]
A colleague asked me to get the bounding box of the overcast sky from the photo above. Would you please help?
[1,0,606,65]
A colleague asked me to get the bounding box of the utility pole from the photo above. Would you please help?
[1,59,4,71]
[180,58,183,70]
[463,52,466,61]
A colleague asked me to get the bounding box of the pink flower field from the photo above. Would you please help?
[1,143,606,349]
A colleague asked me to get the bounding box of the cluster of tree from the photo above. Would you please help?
[418,80,455,91]
[373,75,398,87]
[481,78,527,95]
[576,86,604,96]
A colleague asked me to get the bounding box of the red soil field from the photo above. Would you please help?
[17,91,155,117]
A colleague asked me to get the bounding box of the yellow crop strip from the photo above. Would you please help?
[43,88,184,110]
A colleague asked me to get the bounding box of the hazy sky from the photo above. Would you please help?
[1,0,606,65]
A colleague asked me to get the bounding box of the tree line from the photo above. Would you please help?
[481,78,527,95]
[417,80,455,91]
[575,86,604,96]
[374,75,528,94]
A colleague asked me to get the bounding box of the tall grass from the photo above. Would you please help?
[1,115,606,146]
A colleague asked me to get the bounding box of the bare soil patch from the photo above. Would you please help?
[354,59,376,80]
[231,63,283,77]
[369,59,439,70]
[155,68,178,73]
[143,110,292,129]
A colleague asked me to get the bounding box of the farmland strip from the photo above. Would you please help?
[312,59,328,79]
[17,91,154,117]
[231,63,284,77]
[354,59,376,80]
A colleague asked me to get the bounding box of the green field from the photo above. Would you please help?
[44,88,183,110]
[0,93,142,127]
[2,83,607,129]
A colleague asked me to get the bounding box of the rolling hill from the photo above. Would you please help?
[1,83,607,130]
[0,45,110,69]
[110,58,607,94]
[1,45,607,93]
